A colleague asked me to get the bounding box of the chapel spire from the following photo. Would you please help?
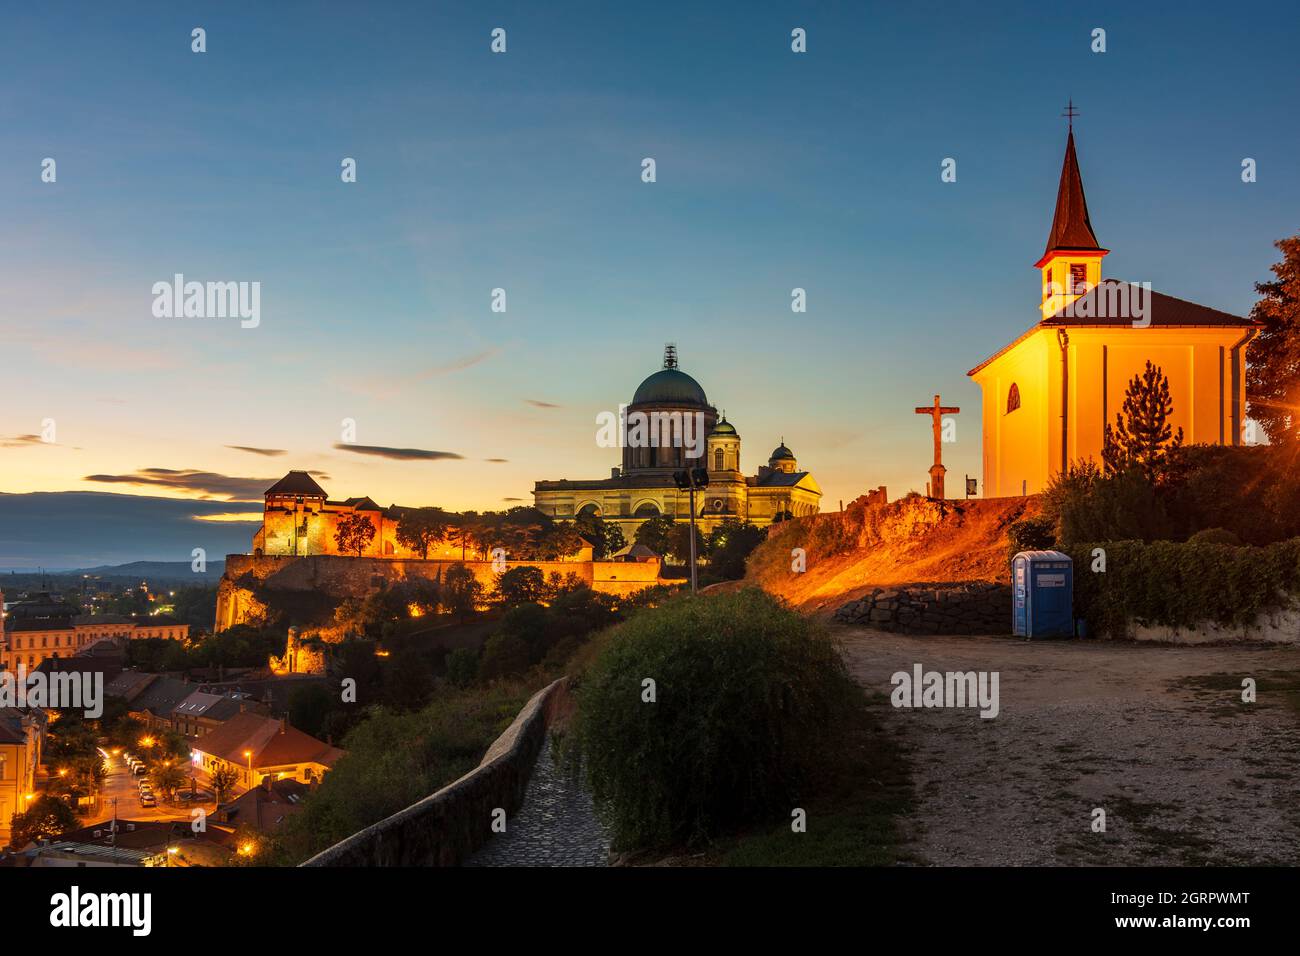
[1041,127,1102,260]
[1036,111,1109,319]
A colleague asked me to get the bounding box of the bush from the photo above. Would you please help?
[1064,538,1300,638]
[574,587,860,850]
[1188,527,1242,546]
[1007,516,1056,560]
[444,647,479,688]
[478,633,530,681]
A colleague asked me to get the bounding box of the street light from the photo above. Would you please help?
[244,750,253,789]
[672,466,709,594]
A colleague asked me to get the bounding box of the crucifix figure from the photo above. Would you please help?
[915,394,960,499]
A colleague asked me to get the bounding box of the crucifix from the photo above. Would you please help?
[1061,98,1079,132]
[915,394,960,499]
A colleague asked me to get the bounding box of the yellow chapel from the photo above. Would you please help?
[968,126,1258,498]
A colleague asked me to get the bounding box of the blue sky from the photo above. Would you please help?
[1,1,1296,565]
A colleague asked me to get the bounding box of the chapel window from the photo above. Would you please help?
[1007,383,1021,414]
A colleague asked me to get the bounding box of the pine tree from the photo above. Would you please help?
[1245,234,1300,442]
[1103,360,1184,481]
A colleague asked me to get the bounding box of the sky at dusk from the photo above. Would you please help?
[1,1,1297,567]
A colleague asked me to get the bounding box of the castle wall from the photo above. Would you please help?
[216,553,667,632]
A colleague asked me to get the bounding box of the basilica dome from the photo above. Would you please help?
[631,350,711,408]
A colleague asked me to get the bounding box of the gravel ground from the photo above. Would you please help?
[465,735,610,867]
[838,627,1300,866]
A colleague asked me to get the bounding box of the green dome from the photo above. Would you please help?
[769,442,795,461]
[632,367,710,407]
[710,417,737,436]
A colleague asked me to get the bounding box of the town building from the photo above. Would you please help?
[215,777,312,833]
[968,127,1258,497]
[0,592,188,672]
[0,707,47,846]
[189,711,343,791]
[533,346,822,536]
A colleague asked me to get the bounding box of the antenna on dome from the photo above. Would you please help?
[663,343,678,369]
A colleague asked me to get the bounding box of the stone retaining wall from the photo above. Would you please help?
[834,582,1011,635]
[301,677,570,867]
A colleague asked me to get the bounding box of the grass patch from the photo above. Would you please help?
[1174,669,1300,721]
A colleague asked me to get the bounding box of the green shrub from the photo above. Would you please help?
[1188,527,1242,546]
[1065,538,1300,638]
[444,647,478,688]
[478,633,530,681]
[574,587,859,850]
[1007,516,1056,560]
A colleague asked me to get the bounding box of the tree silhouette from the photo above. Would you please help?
[334,512,376,556]
[396,507,449,559]
[1245,234,1300,442]
[1103,360,1184,481]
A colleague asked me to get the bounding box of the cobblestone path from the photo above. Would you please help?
[465,734,610,867]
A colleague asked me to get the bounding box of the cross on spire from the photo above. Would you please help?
[663,342,678,369]
[1061,98,1080,132]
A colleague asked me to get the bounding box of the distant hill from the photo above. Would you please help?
[64,560,227,582]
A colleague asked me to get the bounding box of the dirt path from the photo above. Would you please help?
[837,627,1300,866]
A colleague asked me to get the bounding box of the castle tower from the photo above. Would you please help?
[1036,123,1108,319]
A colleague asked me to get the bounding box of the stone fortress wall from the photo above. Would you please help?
[215,552,668,632]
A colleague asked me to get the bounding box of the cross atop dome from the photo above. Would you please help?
[663,342,678,368]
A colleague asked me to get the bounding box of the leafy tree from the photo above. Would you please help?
[444,647,478,688]
[8,795,79,848]
[478,633,530,681]
[1103,360,1184,481]
[443,563,484,623]
[634,514,675,557]
[667,522,706,565]
[575,511,624,559]
[1246,234,1300,442]
[334,512,377,557]
[148,762,186,801]
[288,683,335,739]
[537,520,586,560]
[396,507,450,559]
[495,566,547,607]
[705,519,767,580]
[211,765,240,806]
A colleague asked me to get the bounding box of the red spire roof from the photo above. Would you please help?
[1041,130,1104,258]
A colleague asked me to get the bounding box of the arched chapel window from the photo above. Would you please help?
[714,448,724,471]
[1007,383,1021,414]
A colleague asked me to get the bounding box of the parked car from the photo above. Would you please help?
[138,782,152,794]
[139,793,156,807]
[132,764,147,776]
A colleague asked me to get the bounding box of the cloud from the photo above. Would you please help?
[331,443,464,462]
[501,497,525,502]
[226,445,288,457]
[484,458,508,463]
[82,468,273,501]
[1,435,46,448]
[525,399,561,408]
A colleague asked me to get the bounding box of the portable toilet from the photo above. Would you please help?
[1011,550,1074,639]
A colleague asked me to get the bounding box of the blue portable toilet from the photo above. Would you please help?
[1011,550,1074,639]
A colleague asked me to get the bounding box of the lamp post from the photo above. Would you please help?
[244,750,253,791]
[672,467,709,594]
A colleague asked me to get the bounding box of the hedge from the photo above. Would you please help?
[1064,538,1300,638]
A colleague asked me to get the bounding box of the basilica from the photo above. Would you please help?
[533,347,822,536]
